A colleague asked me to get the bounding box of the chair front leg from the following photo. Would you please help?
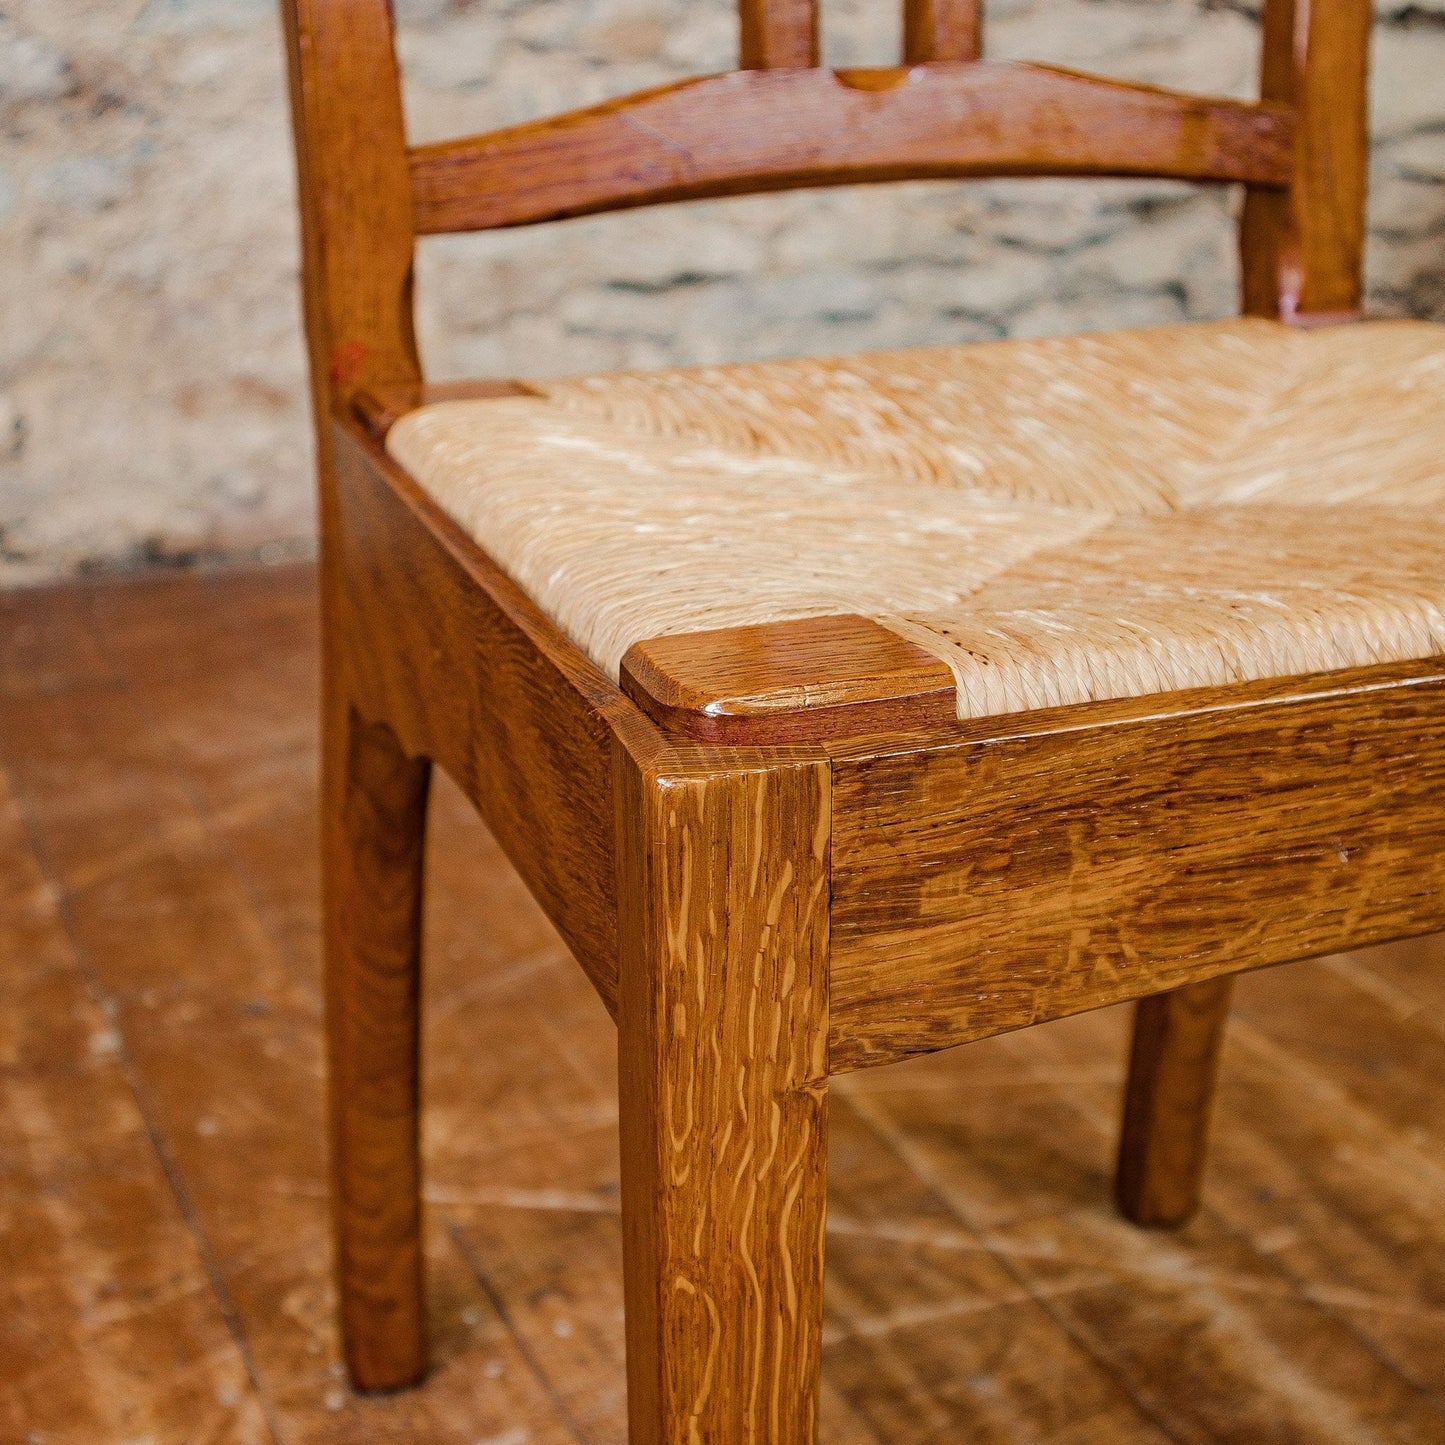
[616,749,831,1444]
[323,692,431,1391]
[1115,975,1234,1227]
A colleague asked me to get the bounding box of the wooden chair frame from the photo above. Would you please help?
[281,0,1445,1436]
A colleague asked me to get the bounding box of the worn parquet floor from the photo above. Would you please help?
[2,564,1443,1444]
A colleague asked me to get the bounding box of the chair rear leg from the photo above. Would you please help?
[1115,976,1234,1227]
[323,698,431,1390]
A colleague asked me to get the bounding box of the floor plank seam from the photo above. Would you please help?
[445,1216,594,1445]
[97,630,330,1022]
[836,1089,1199,1445]
[0,729,291,1445]
[991,1021,1445,1422]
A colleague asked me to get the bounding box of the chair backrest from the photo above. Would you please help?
[280,0,1372,435]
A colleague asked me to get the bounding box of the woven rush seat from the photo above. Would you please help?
[388,316,1445,721]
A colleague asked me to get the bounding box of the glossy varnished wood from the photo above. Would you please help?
[277,0,1408,1426]
[1115,976,1236,1228]
[9,570,1445,1441]
[409,63,1294,235]
[621,615,956,743]
[616,739,831,1443]
[329,419,644,1007]
[323,706,431,1389]
[278,0,418,427]
[1241,0,1372,321]
[827,662,1445,1070]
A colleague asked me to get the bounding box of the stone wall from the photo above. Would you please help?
[2,0,1443,582]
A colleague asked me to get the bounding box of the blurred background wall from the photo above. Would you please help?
[2,0,1442,584]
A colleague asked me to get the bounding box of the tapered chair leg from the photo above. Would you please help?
[1115,976,1235,1228]
[323,699,432,1391]
[616,749,831,1444]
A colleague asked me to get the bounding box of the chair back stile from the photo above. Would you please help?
[280,0,422,443]
[1241,0,1374,323]
[279,0,1372,431]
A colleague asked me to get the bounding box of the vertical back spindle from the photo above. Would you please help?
[1241,0,1373,322]
[903,0,982,64]
[740,0,819,68]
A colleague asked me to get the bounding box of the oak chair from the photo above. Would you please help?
[280,0,1445,1437]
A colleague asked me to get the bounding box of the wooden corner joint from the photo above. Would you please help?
[350,378,540,440]
[619,614,958,743]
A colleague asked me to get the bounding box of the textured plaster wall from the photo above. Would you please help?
[2,0,1443,582]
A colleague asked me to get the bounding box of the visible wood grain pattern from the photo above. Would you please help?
[0,573,620,1443]
[275,0,1401,1427]
[409,63,1294,235]
[903,0,982,64]
[0,759,271,1442]
[9,570,1445,1441]
[828,661,1445,1070]
[740,0,818,69]
[278,0,418,422]
[837,993,1445,1441]
[621,615,957,743]
[1115,976,1235,1228]
[329,419,651,1009]
[616,743,831,1443]
[1241,0,1373,322]
[323,702,431,1391]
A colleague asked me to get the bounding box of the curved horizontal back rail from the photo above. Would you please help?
[410,62,1294,235]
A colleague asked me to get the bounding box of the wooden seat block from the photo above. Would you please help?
[621,615,958,742]
[386,319,1445,724]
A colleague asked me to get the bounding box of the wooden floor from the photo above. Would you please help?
[3,565,1445,1445]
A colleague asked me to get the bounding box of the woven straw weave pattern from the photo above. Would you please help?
[387,318,1445,720]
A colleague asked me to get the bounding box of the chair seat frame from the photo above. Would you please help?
[283,0,1445,1436]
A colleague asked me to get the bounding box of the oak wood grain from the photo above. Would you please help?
[0,577,605,1443]
[616,743,831,1443]
[276,0,1408,1422]
[11,570,1445,1439]
[621,615,957,743]
[903,0,982,64]
[1241,0,1372,322]
[409,63,1294,235]
[1115,976,1235,1228]
[828,661,1445,1070]
[329,420,651,1009]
